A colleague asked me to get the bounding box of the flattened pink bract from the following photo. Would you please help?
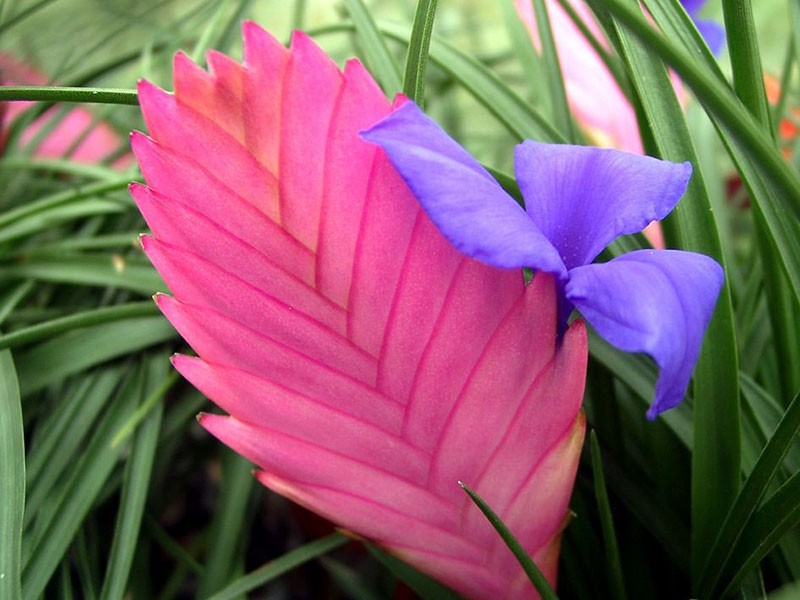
[132,23,588,599]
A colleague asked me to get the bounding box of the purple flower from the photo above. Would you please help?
[362,101,724,419]
[681,0,726,55]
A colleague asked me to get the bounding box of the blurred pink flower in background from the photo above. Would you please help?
[0,53,130,166]
[515,0,644,154]
[132,22,589,598]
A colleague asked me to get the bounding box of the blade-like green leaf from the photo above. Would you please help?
[15,316,175,396]
[590,0,800,219]
[720,451,800,598]
[21,363,141,600]
[459,481,559,600]
[196,449,256,598]
[206,533,349,600]
[366,544,462,600]
[0,255,165,295]
[590,432,628,600]
[344,0,403,97]
[0,301,158,351]
[0,86,138,105]
[99,374,164,600]
[0,350,24,600]
[403,0,439,105]
[530,0,577,140]
[598,0,740,581]
[24,368,121,524]
[699,390,800,597]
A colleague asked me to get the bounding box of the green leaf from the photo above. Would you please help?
[205,533,349,600]
[0,255,166,296]
[720,461,800,598]
[343,0,403,97]
[0,350,24,600]
[597,0,740,581]
[21,363,141,599]
[721,0,773,133]
[590,432,628,600]
[459,482,558,600]
[14,316,175,396]
[403,0,439,105]
[196,450,256,598]
[590,0,800,219]
[24,368,122,524]
[378,22,564,142]
[530,0,577,140]
[365,544,461,600]
[0,302,159,351]
[0,86,138,106]
[699,390,800,597]
[99,371,164,600]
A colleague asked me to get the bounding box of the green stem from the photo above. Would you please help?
[0,86,138,106]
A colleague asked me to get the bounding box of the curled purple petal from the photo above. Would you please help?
[361,102,566,276]
[564,250,724,417]
[514,141,692,270]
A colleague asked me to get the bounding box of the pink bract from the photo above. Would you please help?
[131,23,588,599]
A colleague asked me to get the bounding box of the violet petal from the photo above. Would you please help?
[565,249,723,417]
[361,102,567,275]
[514,141,692,270]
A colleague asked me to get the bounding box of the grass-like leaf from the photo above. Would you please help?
[99,383,164,600]
[0,301,158,350]
[366,544,462,600]
[720,466,800,598]
[1,255,166,295]
[0,350,24,600]
[14,316,175,396]
[0,86,139,105]
[530,0,577,141]
[701,389,800,598]
[459,482,559,600]
[21,362,142,599]
[196,450,256,598]
[596,0,741,581]
[343,0,403,97]
[403,0,439,105]
[590,432,627,600]
[378,22,565,142]
[205,533,349,600]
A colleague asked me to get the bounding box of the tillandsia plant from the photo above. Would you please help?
[3,1,800,599]
[132,23,588,598]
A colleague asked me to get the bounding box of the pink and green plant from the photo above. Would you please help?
[132,23,588,598]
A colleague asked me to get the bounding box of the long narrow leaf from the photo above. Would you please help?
[15,316,175,396]
[720,455,800,598]
[196,450,255,598]
[343,0,403,97]
[590,432,627,600]
[0,302,158,351]
[597,2,740,577]
[590,0,800,219]
[403,0,439,104]
[0,350,24,600]
[530,0,577,140]
[699,390,800,597]
[460,482,559,600]
[206,534,349,600]
[99,379,164,600]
